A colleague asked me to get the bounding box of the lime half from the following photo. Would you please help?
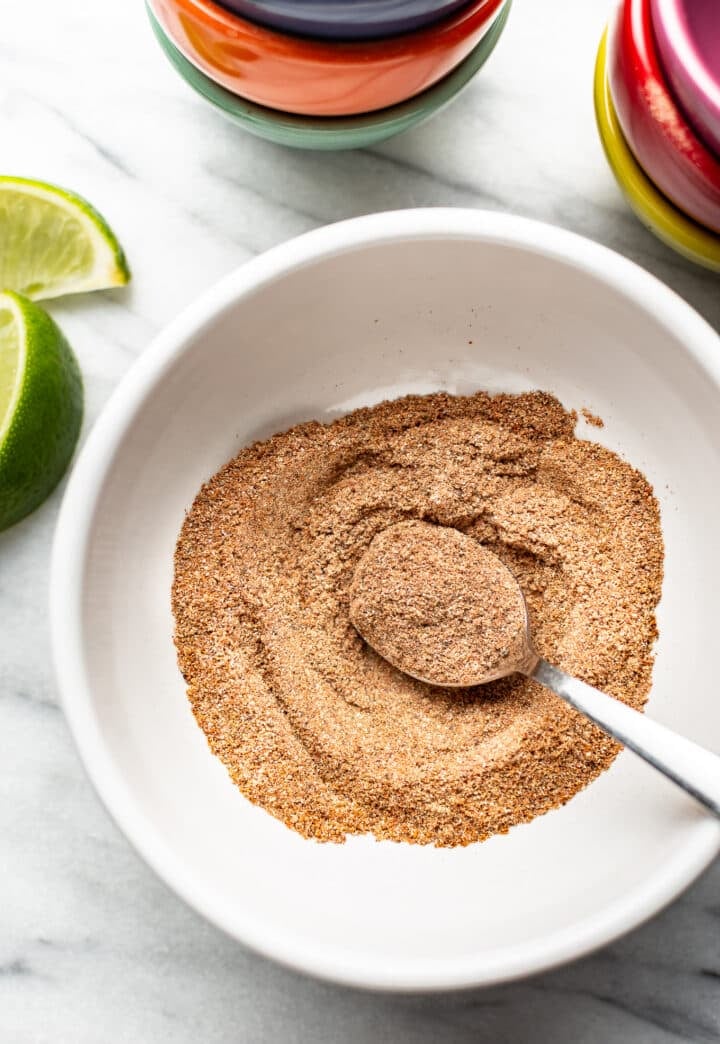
[0,291,83,531]
[0,176,130,300]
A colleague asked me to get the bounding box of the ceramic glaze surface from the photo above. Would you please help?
[216,0,473,40]
[148,0,505,116]
[595,31,720,271]
[147,2,511,150]
[607,0,720,233]
[651,0,720,155]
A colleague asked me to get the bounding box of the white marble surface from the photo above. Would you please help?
[1,0,719,1040]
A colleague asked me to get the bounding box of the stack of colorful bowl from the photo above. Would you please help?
[147,0,511,150]
[595,0,720,270]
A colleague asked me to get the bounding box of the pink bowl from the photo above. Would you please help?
[608,0,720,233]
[651,0,720,156]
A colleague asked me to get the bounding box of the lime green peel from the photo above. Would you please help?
[0,176,130,300]
[0,291,83,531]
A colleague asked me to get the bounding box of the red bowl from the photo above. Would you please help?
[607,0,720,233]
[148,0,506,117]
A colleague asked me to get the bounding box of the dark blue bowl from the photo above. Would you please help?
[215,0,474,40]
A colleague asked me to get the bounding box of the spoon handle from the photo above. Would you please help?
[532,658,720,817]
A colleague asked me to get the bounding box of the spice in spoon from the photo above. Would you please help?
[349,521,531,686]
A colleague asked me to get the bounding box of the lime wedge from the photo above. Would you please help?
[0,176,130,300]
[0,291,83,531]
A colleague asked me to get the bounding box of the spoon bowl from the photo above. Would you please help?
[350,520,538,687]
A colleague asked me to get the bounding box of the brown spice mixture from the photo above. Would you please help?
[349,520,530,686]
[172,391,663,846]
[581,407,605,428]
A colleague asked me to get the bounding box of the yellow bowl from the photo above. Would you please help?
[594,29,720,272]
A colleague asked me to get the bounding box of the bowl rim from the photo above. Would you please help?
[594,29,720,271]
[158,0,502,56]
[651,0,720,133]
[50,208,720,993]
[607,0,720,231]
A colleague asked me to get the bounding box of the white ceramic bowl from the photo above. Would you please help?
[51,209,720,992]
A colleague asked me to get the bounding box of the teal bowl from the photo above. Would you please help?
[147,1,511,150]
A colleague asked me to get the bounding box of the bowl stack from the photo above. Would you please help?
[595,0,720,270]
[147,0,511,150]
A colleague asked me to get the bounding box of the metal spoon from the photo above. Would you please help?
[350,523,720,818]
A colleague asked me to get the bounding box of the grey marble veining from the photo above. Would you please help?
[1,0,719,1041]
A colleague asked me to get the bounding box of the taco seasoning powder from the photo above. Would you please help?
[172,391,663,846]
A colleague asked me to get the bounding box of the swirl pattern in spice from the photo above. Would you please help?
[172,391,663,846]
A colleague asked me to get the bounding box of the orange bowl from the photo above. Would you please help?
[147,0,507,117]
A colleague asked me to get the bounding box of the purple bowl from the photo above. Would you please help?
[651,0,720,155]
[215,0,474,40]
